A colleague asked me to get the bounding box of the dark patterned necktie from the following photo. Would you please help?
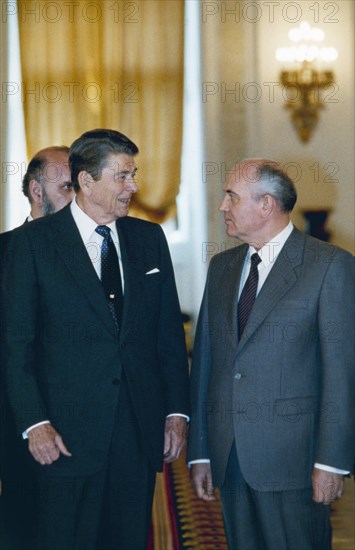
[95,225,123,328]
[238,253,261,338]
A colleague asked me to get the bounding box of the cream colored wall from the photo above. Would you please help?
[201,5,247,252]
[201,0,354,254]
[255,0,354,253]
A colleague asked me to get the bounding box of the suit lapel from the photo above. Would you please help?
[116,218,144,342]
[218,244,248,350]
[237,228,305,352]
[47,205,117,335]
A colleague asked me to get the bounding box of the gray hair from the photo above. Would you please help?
[251,163,297,212]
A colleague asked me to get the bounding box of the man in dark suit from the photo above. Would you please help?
[0,145,74,550]
[2,129,189,550]
[22,145,74,220]
[187,159,354,550]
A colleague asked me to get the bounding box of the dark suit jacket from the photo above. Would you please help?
[187,228,355,490]
[0,230,12,470]
[0,232,6,475]
[2,204,190,477]
[1,228,38,550]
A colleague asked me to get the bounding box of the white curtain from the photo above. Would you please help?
[1,5,28,231]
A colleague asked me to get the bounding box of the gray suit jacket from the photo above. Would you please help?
[187,228,354,490]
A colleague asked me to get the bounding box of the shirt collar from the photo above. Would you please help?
[248,221,294,268]
[70,196,119,245]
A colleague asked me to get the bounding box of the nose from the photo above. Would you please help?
[219,195,228,212]
[125,175,138,193]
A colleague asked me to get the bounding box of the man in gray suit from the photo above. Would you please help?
[188,159,354,550]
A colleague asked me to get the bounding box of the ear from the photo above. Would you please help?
[29,179,43,205]
[77,171,95,195]
[260,194,275,218]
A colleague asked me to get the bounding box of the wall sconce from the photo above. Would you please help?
[275,22,337,143]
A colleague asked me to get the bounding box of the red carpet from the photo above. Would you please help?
[150,453,227,549]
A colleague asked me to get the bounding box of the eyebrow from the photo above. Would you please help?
[117,167,138,175]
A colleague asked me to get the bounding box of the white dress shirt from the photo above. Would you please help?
[238,221,293,299]
[70,197,125,289]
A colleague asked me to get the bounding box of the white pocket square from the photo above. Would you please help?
[146,268,160,275]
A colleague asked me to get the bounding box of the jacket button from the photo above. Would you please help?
[234,373,242,380]
[112,378,120,386]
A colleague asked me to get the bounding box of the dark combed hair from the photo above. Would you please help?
[252,163,298,213]
[22,146,70,201]
[69,129,139,192]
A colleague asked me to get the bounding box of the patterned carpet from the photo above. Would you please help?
[150,453,227,550]
[150,455,355,550]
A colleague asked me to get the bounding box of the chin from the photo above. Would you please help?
[117,209,129,218]
[226,226,237,237]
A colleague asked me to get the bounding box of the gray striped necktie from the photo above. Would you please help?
[238,253,261,338]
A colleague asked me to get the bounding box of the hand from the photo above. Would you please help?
[312,467,344,505]
[28,424,72,465]
[163,416,187,463]
[191,463,217,501]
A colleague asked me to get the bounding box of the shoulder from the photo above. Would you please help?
[0,230,12,246]
[209,242,248,269]
[117,216,166,243]
[285,229,354,284]
[10,206,72,240]
[282,227,352,263]
[300,230,353,264]
[118,215,161,231]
